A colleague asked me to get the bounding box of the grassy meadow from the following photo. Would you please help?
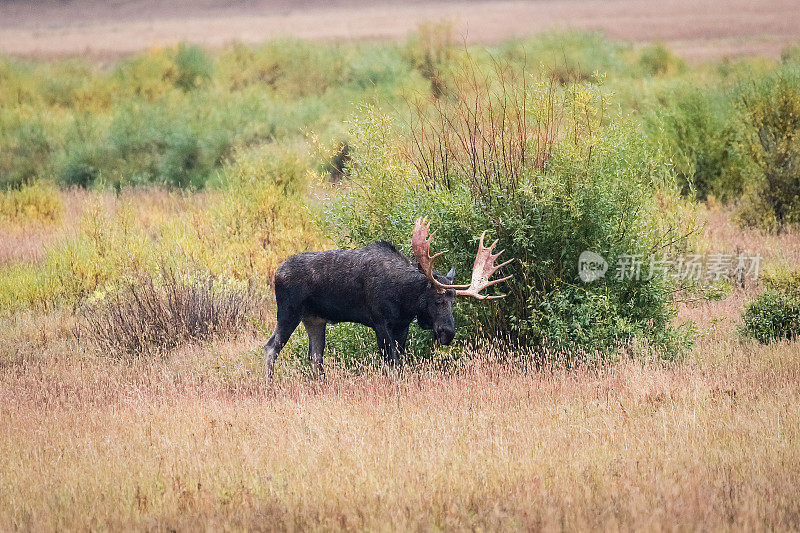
[2,26,800,529]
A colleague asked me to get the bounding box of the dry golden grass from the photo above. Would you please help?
[677,203,800,342]
[699,204,800,272]
[2,201,799,530]
[1,333,799,530]
[0,188,85,266]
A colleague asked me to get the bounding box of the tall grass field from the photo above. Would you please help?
[1,25,800,530]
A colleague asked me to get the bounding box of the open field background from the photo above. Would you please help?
[2,0,800,61]
[2,201,800,530]
[2,2,800,529]
[1,190,799,529]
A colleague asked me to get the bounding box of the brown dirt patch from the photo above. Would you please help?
[1,0,799,61]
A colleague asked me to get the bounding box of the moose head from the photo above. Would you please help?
[411,217,513,344]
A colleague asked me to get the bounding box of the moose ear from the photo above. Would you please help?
[446,267,455,283]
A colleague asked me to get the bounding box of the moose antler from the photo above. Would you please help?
[455,231,513,299]
[412,218,513,298]
[412,217,470,292]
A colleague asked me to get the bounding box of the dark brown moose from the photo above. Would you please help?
[264,218,513,377]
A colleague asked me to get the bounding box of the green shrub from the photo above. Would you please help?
[404,21,455,98]
[280,321,468,376]
[320,139,351,182]
[638,43,685,76]
[742,266,800,343]
[644,84,745,200]
[40,60,93,107]
[0,39,367,191]
[101,102,222,189]
[1,122,54,189]
[742,290,800,343]
[211,146,326,280]
[112,47,179,100]
[735,67,800,230]
[763,267,800,298]
[173,44,214,91]
[0,144,324,315]
[2,32,696,195]
[321,62,691,361]
[499,31,629,83]
[159,131,204,188]
[111,43,213,96]
[60,146,104,188]
[345,45,412,91]
[221,39,346,97]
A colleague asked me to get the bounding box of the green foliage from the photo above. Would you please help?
[0,146,323,315]
[644,83,746,200]
[40,60,94,107]
[499,31,630,84]
[0,39,398,191]
[281,322,380,375]
[3,33,800,361]
[60,147,103,188]
[280,321,468,376]
[345,44,412,91]
[173,44,214,91]
[97,98,246,189]
[220,39,346,97]
[641,59,800,227]
[735,66,800,230]
[2,32,789,201]
[213,146,325,279]
[742,290,800,344]
[763,267,800,299]
[742,266,800,343]
[322,65,692,360]
[404,21,455,98]
[638,43,685,76]
[0,121,54,188]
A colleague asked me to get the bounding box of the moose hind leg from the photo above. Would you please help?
[303,317,327,378]
[264,309,301,379]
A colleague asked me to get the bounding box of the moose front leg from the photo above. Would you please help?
[391,324,409,370]
[374,322,400,371]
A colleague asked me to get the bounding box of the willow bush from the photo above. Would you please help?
[735,66,800,231]
[321,59,693,360]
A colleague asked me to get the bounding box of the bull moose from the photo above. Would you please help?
[263,218,513,377]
